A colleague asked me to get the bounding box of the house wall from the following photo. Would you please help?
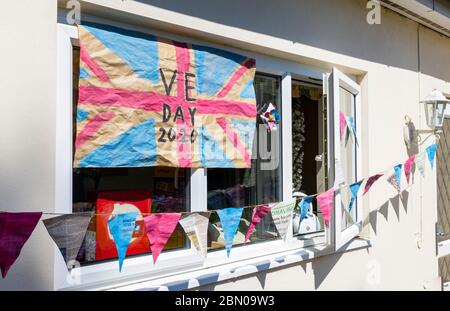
[0,0,58,290]
[1,0,449,290]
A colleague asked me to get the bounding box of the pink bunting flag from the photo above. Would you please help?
[404,155,415,184]
[144,213,181,264]
[316,188,335,226]
[363,174,384,195]
[340,112,347,141]
[244,205,271,244]
[0,212,42,278]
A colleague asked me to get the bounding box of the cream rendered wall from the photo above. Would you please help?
[1,0,447,290]
[0,1,57,290]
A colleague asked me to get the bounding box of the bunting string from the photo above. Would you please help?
[4,144,438,218]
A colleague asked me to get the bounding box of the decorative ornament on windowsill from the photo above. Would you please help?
[260,103,280,132]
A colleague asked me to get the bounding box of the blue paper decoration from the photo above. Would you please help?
[394,164,403,187]
[426,144,438,169]
[107,212,138,272]
[348,180,363,211]
[216,208,243,257]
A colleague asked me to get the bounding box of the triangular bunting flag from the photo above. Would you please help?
[43,213,92,270]
[317,188,335,226]
[348,180,363,211]
[394,164,403,189]
[387,173,401,194]
[340,112,347,141]
[334,160,345,187]
[404,155,415,184]
[216,208,243,257]
[178,213,210,258]
[416,152,427,177]
[0,212,42,278]
[244,205,271,244]
[363,174,384,195]
[426,144,438,169]
[144,213,181,264]
[271,201,296,240]
[299,196,315,221]
[108,212,138,272]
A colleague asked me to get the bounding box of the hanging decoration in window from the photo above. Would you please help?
[270,200,296,240]
[42,213,93,271]
[74,23,257,168]
[260,102,280,131]
[107,212,138,272]
[144,213,181,264]
[178,213,210,258]
[244,205,272,244]
[292,108,306,192]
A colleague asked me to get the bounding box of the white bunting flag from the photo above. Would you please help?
[271,200,296,240]
[415,152,427,178]
[179,213,210,258]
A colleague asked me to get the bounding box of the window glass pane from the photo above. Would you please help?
[207,73,282,251]
[339,86,357,230]
[72,167,190,265]
[72,48,189,266]
[291,81,325,236]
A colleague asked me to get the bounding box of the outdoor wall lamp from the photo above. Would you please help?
[422,89,449,132]
[403,90,449,147]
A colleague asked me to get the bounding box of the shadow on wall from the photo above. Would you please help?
[311,190,409,289]
[404,121,420,157]
[135,0,450,82]
[365,190,410,237]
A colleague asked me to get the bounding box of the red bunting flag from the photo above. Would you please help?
[144,213,181,264]
[404,155,415,184]
[244,205,271,244]
[0,212,42,278]
[363,174,384,195]
[316,188,335,226]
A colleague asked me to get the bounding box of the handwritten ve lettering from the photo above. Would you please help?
[158,69,198,144]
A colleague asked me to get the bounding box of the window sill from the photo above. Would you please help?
[96,238,371,291]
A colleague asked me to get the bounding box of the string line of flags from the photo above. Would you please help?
[0,143,438,278]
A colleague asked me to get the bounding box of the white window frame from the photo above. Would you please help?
[327,68,363,251]
[56,20,362,290]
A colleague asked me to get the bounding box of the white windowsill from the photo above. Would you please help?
[85,238,372,291]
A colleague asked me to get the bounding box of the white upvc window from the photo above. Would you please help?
[56,20,363,290]
[327,68,363,250]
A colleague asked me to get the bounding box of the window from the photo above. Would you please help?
[328,68,363,250]
[72,48,190,265]
[57,23,364,289]
[291,80,326,236]
[207,73,282,250]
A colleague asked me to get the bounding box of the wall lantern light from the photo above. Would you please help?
[403,90,449,148]
[421,89,449,131]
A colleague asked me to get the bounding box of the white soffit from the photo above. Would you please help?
[380,0,450,37]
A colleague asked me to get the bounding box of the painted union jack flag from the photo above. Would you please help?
[74,23,257,168]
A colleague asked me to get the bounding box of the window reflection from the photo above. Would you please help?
[207,73,282,250]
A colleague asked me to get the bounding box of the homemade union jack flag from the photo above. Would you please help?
[74,23,257,168]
